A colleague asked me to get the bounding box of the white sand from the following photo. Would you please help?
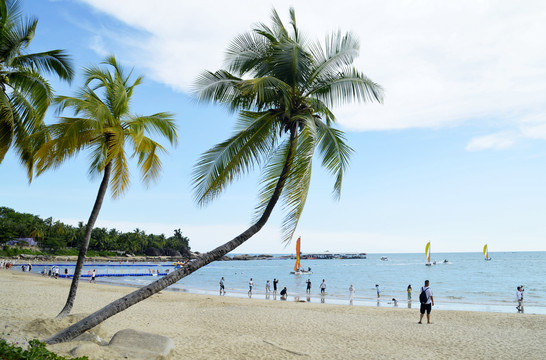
[1,270,545,359]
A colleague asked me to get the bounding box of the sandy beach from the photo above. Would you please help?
[1,270,545,359]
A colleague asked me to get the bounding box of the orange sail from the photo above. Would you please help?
[294,237,301,271]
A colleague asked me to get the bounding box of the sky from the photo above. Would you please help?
[1,0,546,254]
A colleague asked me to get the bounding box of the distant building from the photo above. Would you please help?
[6,238,38,247]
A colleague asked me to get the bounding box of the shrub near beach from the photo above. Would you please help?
[0,339,88,360]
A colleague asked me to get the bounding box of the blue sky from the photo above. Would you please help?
[1,0,546,254]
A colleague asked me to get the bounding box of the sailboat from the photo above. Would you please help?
[290,237,312,275]
[425,241,432,266]
[483,244,492,261]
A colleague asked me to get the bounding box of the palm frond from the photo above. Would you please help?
[13,50,74,82]
[193,70,244,111]
[110,143,130,199]
[125,113,178,146]
[307,31,360,89]
[278,116,316,242]
[315,121,353,200]
[34,117,97,174]
[133,136,166,186]
[253,117,316,243]
[0,91,15,161]
[192,110,279,206]
[308,66,384,107]
[225,31,270,76]
[6,69,52,118]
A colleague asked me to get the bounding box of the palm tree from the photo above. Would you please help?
[45,8,382,344]
[35,55,178,319]
[0,0,73,177]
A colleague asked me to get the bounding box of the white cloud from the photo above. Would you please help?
[76,0,546,134]
[466,132,518,151]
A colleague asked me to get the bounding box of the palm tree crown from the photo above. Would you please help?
[194,8,383,242]
[35,55,177,197]
[0,0,74,176]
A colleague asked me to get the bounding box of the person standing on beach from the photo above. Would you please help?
[220,277,226,295]
[273,278,279,294]
[515,286,524,312]
[248,278,253,295]
[306,279,311,294]
[407,284,412,301]
[90,269,96,283]
[266,280,271,294]
[418,280,434,324]
[375,284,380,298]
[349,284,355,304]
[320,279,326,294]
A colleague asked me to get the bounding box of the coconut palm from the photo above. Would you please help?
[0,0,73,177]
[35,55,178,319]
[45,8,382,344]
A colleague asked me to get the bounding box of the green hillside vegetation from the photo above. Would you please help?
[0,207,190,258]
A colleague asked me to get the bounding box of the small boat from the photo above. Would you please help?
[290,237,312,275]
[483,244,492,261]
[425,241,432,266]
[380,256,388,261]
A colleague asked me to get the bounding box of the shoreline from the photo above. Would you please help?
[6,257,544,315]
[1,270,546,359]
[101,277,541,315]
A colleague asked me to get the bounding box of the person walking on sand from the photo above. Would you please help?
[376,284,380,298]
[220,277,226,295]
[418,280,434,324]
[273,278,279,294]
[90,269,96,283]
[349,284,355,304]
[306,279,311,294]
[407,284,412,301]
[320,279,327,294]
[515,286,524,312]
[248,278,254,295]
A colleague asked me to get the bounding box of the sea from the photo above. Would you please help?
[24,251,546,315]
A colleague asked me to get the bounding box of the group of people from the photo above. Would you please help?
[219,276,437,323]
[0,261,13,269]
[41,266,61,278]
[219,277,289,299]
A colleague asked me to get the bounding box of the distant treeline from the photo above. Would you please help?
[0,207,191,257]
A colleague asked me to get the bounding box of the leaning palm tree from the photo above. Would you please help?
[0,0,73,177]
[45,8,382,344]
[35,55,178,319]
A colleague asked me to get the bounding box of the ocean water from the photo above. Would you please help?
[27,251,546,314]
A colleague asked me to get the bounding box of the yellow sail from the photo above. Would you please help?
[294,237,301,271]
[483,244,488,260]
[425,241,431,263]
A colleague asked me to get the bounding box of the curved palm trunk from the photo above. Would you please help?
[45,129,298,344]
[56,162,112,320]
